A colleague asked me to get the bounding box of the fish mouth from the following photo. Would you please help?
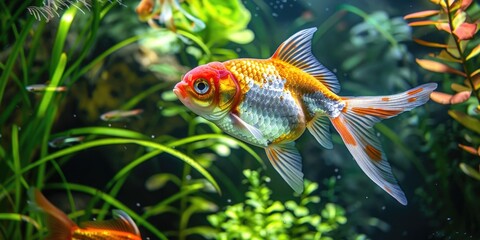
[173,82,187,99]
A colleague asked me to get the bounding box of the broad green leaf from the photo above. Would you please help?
[452,11,466,30]
[448,110,480,133]
[459,163,480,180]
[416,58,466,77]
[466,44,480,60]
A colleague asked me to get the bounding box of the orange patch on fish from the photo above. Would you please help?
[365,144,382,162]
[408,97,417,102]
[407,87,423,96]
[351,107,402,118]
[381,97,390,102]
[332,117,356,145]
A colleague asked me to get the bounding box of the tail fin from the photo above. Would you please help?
[330,83,437,205]
[29,188,76,240]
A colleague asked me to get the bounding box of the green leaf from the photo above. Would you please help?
[448,110,480,133]
[466,44,480,60]
[459,163,480,180]
[145,173,181,190]
[50,7,76,75]
[227,29,254,44]
[37,53,67,117]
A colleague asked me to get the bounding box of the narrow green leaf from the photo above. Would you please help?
[448,110,480,133]
[38,53,67,117]
[18,138,221,194]
[50,7,76,74]
[466,44,480,60]
[0,213,40,230]
[459,163,480,180]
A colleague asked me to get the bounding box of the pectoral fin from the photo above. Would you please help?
[230,113,265,141]
[265,143,304,193]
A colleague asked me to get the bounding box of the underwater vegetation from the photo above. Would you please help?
[0,0,479,239]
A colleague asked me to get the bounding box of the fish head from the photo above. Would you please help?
[174,62,240,121]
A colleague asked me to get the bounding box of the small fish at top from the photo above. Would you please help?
[173,27,437,205]
[29,188,142,240]
[100,109,144,122]
[48,136,85,148]
[26,84,67,93]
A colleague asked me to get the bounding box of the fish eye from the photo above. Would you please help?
[194,79,209,95]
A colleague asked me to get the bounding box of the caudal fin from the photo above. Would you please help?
[29,188,76,240]
[330,83,437,205]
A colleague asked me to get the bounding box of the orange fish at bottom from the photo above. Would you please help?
[30,189,142,240]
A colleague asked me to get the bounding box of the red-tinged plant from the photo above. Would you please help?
[405,0,480,180]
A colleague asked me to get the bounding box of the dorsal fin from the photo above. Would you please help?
[271,27,340,93]
[80,210,141,236]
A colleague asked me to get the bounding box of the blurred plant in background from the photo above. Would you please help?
[404,0,480,237]
[207,169,366,240]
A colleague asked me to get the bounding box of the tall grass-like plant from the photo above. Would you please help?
[404,0,480,236]
[0,1,223,239]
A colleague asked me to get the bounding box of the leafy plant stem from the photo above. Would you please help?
[444,0,480,102]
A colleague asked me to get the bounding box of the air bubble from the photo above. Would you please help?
[381,206,386,210]
[151,135,155,139]
[186,175,191,180]
[136,202,141,207]
[227,199,231,203]
[272,12,278,17]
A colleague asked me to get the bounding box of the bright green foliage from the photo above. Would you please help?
[207,169,365,240]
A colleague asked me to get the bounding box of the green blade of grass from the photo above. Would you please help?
[37,53,67,118]
[0,18,33,107]
[51,127,149,139]
[0,213,40,230]
[46,183,168,240]
[50,7,76,75]
[16,138,220,194]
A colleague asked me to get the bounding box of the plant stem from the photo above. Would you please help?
[444,0,480,103]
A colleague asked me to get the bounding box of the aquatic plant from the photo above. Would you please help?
[207,169,367,240]
[136,0,254,63]
[0,1,227,239]
[404,0,480,236]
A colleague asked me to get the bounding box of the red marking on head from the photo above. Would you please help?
[332,117,357,146]
[381,97,390,102]
[408,97,417,102]
[365,144,382,162]
[351,107,402,119]
[407,87,423,96]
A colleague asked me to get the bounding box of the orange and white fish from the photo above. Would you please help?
[173,28,437,205]
[30,189,142,240]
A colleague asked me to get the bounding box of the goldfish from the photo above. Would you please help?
[173,28,437,205]
[100,109,144,122]
[29,188,142,240]
[26,84,67,93]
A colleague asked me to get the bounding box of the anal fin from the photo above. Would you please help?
[265,143,304,193]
